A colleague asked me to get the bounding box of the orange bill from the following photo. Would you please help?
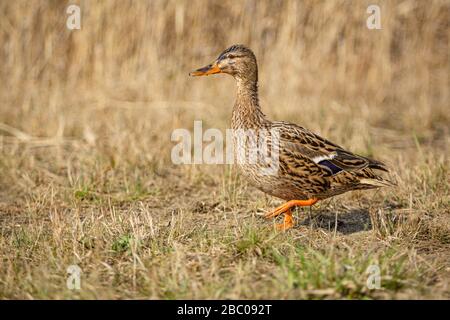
[189,63,221,76]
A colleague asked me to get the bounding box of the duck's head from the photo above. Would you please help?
[190,44,257,83]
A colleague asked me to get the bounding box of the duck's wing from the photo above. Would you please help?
[271,121,389,175]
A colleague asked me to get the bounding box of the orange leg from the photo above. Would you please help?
[275,209,294,231]
[264,198,318,231]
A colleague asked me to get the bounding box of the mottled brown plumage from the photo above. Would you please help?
[190,44,393,230]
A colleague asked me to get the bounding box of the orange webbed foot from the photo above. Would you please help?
[264,198,318,231]
[275,209,294,231]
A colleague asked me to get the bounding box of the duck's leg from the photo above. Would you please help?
[265,199,318,231]
[275,208,294,231]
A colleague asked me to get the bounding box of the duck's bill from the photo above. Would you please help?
[189,64,221,76]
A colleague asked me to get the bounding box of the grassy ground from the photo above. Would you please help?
[0,0,449,299]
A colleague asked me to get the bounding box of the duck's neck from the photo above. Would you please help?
[232,77,266,129]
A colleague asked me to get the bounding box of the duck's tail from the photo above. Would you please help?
[359,177,396,188]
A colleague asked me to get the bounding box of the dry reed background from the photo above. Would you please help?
[0,0,448,299]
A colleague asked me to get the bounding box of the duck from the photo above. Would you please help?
[190,44,393,231]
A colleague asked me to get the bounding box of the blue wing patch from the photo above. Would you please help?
[318,160,343,175]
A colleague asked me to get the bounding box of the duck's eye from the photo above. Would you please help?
[227,54,236,59]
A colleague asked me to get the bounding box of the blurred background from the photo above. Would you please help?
[0,0,448,195]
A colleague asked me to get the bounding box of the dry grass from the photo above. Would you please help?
[0,0,449,299]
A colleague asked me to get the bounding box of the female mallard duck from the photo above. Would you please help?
[190,44,393,230]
